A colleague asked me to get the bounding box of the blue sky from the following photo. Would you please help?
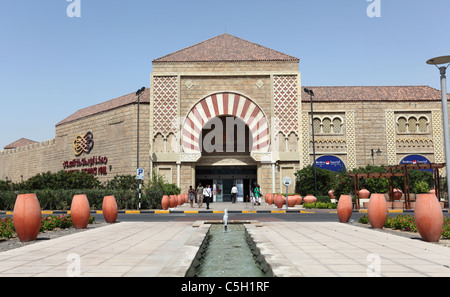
[0,0,449,148]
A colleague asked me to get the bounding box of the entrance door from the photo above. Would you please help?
[222,179,234,202]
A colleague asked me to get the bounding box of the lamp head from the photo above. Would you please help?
[426,56,450,66]
[304,88,314,96]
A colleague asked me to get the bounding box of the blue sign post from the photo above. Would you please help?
[314,156,346,172]
[400,155,432,172]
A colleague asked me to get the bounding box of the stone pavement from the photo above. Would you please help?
[1,206,450,277]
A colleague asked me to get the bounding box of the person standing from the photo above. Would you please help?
[231,184,238,203]
[196,183,204,208]
[188,186,195,208]
[204,184,212,209]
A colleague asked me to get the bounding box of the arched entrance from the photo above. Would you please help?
[182,92,267,202]
[182,92,269,154]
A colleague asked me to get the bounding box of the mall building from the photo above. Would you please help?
[1,34,449,202]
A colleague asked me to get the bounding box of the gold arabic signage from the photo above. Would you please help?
[74,132,94,156]
[63,132,108,176]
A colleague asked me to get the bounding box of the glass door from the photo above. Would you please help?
[213,179,223,202]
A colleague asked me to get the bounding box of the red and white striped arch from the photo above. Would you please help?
[182,92,270,154]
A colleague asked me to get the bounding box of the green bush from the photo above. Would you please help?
[295,165,336,196]
[302,202,337,209]
[413,180,430,194]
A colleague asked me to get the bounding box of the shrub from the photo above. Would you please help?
[302,202,337,209]
[295,166,336,196]
[413,180,430,194]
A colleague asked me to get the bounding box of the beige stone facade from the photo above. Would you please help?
[1,34,449,202]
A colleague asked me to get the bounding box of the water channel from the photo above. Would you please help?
[186,223,274,277]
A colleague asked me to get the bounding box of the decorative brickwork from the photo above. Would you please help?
[385,110,397,165]
[345,110,357,169]
[152,76,178,137]
[432,109,445,164]
[273,75,299,136]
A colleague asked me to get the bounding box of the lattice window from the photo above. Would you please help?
[397,117,407,133]
[418,117,429,133]
[312,116,344,134]
[333,118,342,133]
[408,117,417,133]
[313,118,321,134]
[322,118,331,133]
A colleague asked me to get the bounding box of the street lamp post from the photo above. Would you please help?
[427,56,450,200]
[304,88,318,197]
[136,87,145,210]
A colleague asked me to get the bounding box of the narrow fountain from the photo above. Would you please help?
[185,219,274,277]
[223,209,228,232]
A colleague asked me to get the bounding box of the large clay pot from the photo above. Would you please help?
[393,188,403,201]
[13,193,42,242]
[414,193,444,242]
[287,196,297,207]
[71,195,90,229]
[161,195,170,210]
[303,195,317,204]
[367,194,387,229]
[337,195,353,223]
[266,193,274,205]
[169,195,177,208]
[102,196,118,223]
[184,194,188,203]
[177,194,184,206]
[274,194,284,209]
[295,195,302,205]
[359,189,370,199]
[429,189,436,195]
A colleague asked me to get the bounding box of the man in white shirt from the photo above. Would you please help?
[231,184,238,203]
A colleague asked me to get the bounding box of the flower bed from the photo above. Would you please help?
[0,215,95,239]
[358,214,450,239]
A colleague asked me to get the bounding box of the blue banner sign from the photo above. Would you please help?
[314,156,346,172]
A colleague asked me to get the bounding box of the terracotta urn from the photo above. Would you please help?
[275,194,284,209]
[169,195,177,208]
[184,193,189,203]
[337,195,353,223]
[102,196,118,223]
[393,188,403,201]
[161,195,170,210]
[359,189,370,199]
[295,194,302,205]
[414,193,444,242]
[266,193,274,205]
[429,189,436,195]
[328,189,336,200]
[367,194,387,229]
[71,195,90,229]
[13,193,42,242]
[177,194,184,206]
[287,196,297,207]
[303,194,317,204]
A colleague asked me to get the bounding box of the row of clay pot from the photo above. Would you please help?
[12,193,118,242]
[358,188,437,201]
[265,193,317,209]
[161,194,189,210]
[337,193,444,243]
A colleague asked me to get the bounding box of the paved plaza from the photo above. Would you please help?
[1,202,450,277]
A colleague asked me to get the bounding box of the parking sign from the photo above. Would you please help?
[137,168,145,180]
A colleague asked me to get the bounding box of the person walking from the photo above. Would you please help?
[231,184,238,203]
[253,184,261,206]
[204,184,212,209]
[196,183,204,208]
[188,186,195,208]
